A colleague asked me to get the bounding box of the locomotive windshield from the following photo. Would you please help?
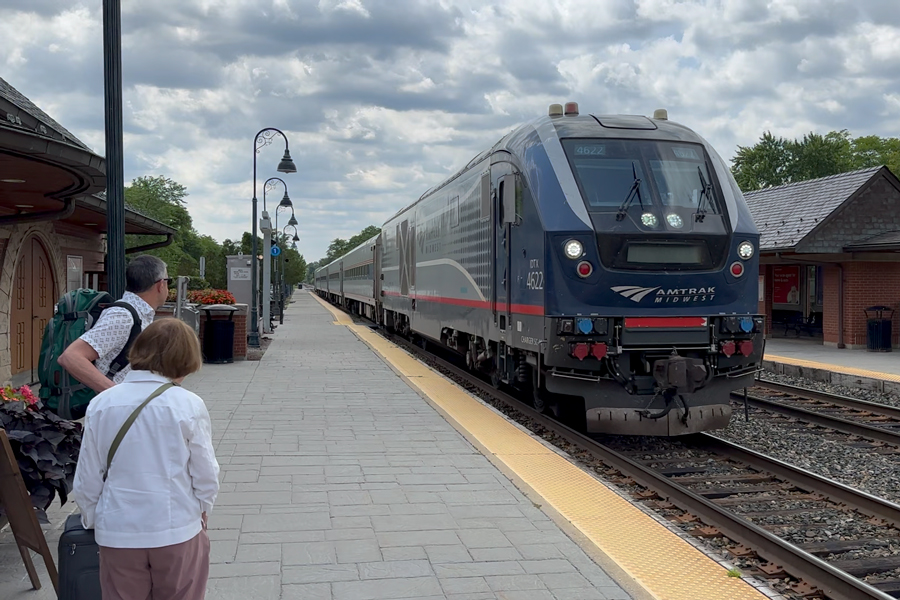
[562,139,731,271]
[562,139,723,216]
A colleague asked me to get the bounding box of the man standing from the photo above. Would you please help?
[59,255,170,393]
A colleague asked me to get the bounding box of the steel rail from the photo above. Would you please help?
[732,390,900,446]
[755,379,900,420]
[384,335,895,600]
[690,434,900,528]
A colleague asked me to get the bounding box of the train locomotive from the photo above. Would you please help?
[316,103,763,436]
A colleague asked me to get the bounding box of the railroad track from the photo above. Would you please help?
[732,380,900,447]
[379,332,900,600]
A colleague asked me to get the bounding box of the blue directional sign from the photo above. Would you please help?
[271,245,281,257]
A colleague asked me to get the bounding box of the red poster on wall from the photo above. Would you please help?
[773,266,800,304]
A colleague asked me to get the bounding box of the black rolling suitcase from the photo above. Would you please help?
[57,514,101,600]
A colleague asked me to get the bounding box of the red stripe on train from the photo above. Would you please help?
[624,317,708,328]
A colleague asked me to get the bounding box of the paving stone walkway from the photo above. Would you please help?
[0,292,632,600]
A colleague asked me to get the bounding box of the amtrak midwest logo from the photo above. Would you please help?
[611,286,716,303]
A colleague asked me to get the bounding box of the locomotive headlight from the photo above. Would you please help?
[641,212,658,228]
[738,241,754,260]
[564,240,583,259]
[666,213,684,229]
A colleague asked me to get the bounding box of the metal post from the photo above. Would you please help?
[279,248,285,324]
[743,387,749,421]
[262,227,272,333]
[103,0,126,299]
[250,183,259,346]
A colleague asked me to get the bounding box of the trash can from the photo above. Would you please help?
[864,306,894,352]
[201,304,239,363]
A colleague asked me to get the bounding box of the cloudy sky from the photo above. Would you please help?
[1,0,899,262]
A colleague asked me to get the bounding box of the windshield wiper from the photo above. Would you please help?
[695,166,713,222]
[615,162,644,221]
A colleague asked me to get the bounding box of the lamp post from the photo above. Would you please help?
[250,129,296,347]
[279,221,298,323]
[272,192,293,298]
[262,178,291,333]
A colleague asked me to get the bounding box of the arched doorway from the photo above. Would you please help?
[10,236,56,383]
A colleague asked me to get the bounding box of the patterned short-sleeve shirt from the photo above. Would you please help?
[80,291,155,384]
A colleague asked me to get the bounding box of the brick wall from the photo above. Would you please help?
[842,263,900,348]
[822,266,841,345]
[821,263,900,348]
[758,264,774,334]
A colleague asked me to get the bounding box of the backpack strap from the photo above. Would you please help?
[106,302,143,379]
[103,382,175,482]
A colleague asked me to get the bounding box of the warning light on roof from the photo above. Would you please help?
[564,102,579,116]
[548,104,563,117]
[653,109,668,120]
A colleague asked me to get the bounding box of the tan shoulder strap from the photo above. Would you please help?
[103,383,175,482]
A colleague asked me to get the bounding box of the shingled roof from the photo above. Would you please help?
[0,76,91,151]
[845,230,900,251]
[743,167,882,250]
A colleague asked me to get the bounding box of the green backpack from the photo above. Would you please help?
[38,289,142,420]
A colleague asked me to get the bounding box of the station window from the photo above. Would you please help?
[450,196,459,228]
[67,255,83,293]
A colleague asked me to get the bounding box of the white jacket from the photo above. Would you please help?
[73,370,219,548]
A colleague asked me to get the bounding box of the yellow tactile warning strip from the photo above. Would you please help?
[311,295,768,600]
[767,354,900,383]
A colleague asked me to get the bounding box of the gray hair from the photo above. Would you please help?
[125,255,168,293]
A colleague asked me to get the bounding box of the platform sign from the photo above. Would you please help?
[271,245,281,257]
[773,266,800,304]
[230,267,250,281]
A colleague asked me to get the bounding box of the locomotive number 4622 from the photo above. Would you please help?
[526,271,544,290]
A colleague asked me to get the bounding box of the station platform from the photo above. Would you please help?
[1,293,779,600]
[764,337,900,392]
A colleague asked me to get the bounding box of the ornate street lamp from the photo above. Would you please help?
[275,211,298,324]
[273,201,295,290]
[264,177,291,333]
[275,223,300,324]
[263,177,291,213]
[250,128,295,347]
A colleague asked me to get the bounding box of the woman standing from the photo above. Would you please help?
[73,318,219,600]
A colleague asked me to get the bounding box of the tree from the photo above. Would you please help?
[324,225,382,261]
[732,130,900,191]
[325,238,352,261]
[347,225,381,249]
[125,176,230,289]
[305,261,319,283]
[125,176,196,277]
[731,132,793,191]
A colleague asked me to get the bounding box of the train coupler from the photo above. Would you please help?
[652,351,708,394]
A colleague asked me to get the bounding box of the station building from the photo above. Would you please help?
[748,166,900,349]
[0,77,174,387]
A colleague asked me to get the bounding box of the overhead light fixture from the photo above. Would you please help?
[1,179,26,183]
[84,222,98,226]
[15,204,33,208]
